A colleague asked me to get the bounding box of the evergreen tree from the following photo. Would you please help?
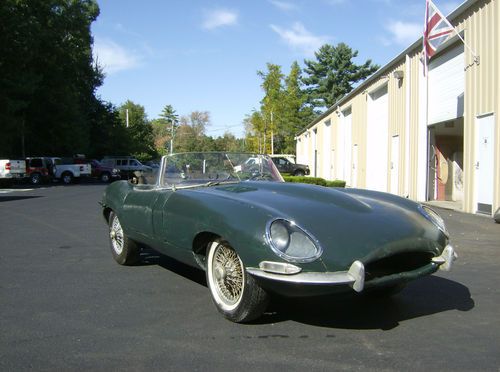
[302,43,379,110]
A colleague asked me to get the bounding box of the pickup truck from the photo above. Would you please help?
[0,159,26,187]
[50,157,91,184]
[271,156,310,176]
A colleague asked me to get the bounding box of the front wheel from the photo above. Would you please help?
[293,170,305,177]
[206,240,269,323]
[108,212,140,265]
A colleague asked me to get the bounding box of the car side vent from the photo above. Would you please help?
[364,252,433,281]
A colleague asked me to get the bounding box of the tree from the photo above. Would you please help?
[0,0,104,157]
[280,61,311,153]
[87,98,130,158]
[152,104,179,155]
[247,61,314,154]
[214,132,243,152]
[118,100,157,159]
[244,111,265,153]
[257,63,285,154]
[173,111,211,153]
[302,43,379,109]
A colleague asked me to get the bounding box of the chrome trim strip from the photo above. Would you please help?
[247,261,365,292]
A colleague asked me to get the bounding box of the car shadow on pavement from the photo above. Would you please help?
[138,249,474,330]
[0,195,43,202]
[139,248,207,287]
[259,276,474,329]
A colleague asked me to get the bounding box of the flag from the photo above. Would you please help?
[423,0,455,60]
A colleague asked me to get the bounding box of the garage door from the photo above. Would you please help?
[428,44,464,124]
[366,85,389,192]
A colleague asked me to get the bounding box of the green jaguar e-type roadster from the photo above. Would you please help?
[101,152,457,323]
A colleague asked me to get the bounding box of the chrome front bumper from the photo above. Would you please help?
[247,245,457,293]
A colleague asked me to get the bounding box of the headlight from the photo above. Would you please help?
[420,205,449,237]
[266,219,322,263]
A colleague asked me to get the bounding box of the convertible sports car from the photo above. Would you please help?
[101,152,457,323]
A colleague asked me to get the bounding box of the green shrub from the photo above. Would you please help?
[283,176,345,188]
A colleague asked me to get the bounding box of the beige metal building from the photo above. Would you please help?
[296,0,499,216]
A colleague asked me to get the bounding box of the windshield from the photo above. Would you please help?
[161,152,284,188]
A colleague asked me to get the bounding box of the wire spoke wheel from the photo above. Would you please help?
[212,243,244,307]
[108,211,139,265]
[110,215,124,255]
[206,240,269,323]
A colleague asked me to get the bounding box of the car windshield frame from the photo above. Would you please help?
[158,152,284,189]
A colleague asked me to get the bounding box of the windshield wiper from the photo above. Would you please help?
[204,180,239,187]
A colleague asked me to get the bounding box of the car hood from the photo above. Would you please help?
[193,181,445,270]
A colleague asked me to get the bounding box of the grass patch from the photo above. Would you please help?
[283,176,346,188]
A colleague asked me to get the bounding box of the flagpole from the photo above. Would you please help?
[428,0,479,64]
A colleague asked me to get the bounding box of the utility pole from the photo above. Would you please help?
[126,109,129,128]
[170,119,175,154]
[270,111,274,155]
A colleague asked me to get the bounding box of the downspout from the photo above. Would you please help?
[405,54,411,198]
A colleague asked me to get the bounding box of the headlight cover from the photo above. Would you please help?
[420,205,449,238]
[266,219,323,263]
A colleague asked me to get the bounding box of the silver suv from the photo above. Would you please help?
[101,157,151,179]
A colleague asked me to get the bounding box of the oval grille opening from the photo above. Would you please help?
[365,252,433,281]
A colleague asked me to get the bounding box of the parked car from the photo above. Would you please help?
[0,159,26,187]
[269,154,296,164]
[271,156,310,176]
[25,157,53,185]
[144,160,160,169]
[100,156,151,180]
[101,152,457,323]
[49,157,91,184]
[89,160,120,183]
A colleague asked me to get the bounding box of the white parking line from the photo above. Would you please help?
[0,188,34,194]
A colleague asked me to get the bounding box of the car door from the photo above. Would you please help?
[282,158,293,173]
[273,158,283,173]
[121,184,162,245]
[275,158,290,173]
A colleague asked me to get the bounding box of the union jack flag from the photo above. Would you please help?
[423,0,455,60]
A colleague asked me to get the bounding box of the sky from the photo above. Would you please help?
[92,0,461,138]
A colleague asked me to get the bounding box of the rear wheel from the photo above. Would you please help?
[100,172,111,183]
[30,173,42,185]
[61,172,73,184]
[108,212,140,265]
[206,240,269,323]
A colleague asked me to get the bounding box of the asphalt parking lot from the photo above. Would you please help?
[1,184,499,371]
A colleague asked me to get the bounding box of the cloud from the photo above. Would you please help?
[384,20,422,46]
[202,9,238,30]
[270,22,329,56]
[93,38,141,75]
[269,0,298,12]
